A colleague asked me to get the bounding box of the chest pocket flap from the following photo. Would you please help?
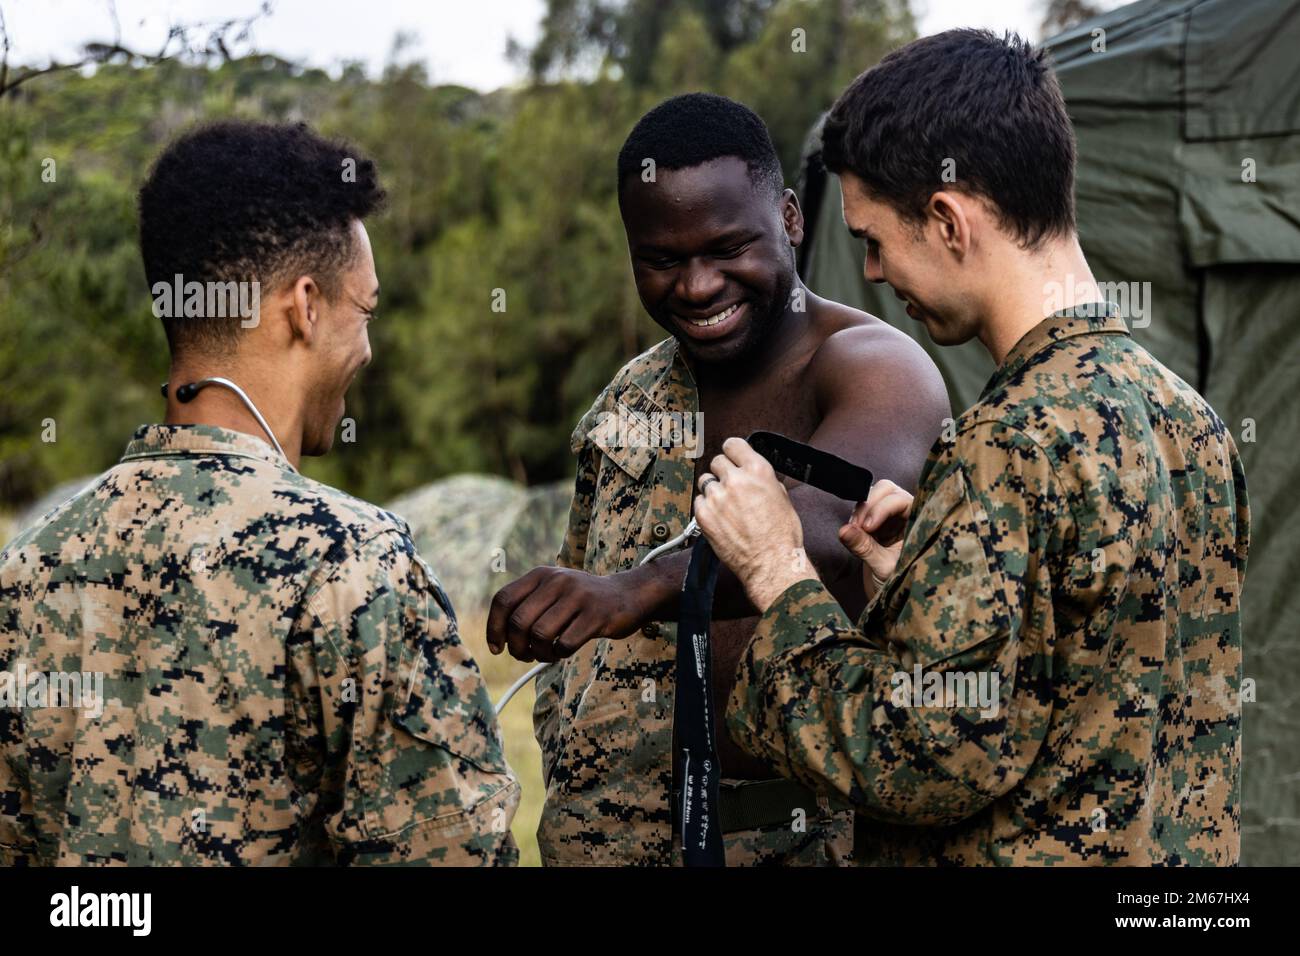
[586,383,663,482]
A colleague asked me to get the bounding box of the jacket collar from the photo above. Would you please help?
[121,423,288,469]
[982,301,1128,400]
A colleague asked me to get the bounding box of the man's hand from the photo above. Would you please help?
[838,478,912,597]
[487,566,651,662]
[694,437,818,612]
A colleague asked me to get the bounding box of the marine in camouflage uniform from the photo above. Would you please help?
[533,339,854,866]
[0,424,519,866]
[725,305,1249,864]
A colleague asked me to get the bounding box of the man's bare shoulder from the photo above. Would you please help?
[806,297,949,411]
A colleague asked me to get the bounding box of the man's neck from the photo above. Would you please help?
[163,366,303,467]
[978,236,1099,366]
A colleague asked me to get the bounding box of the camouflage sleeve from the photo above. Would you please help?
[726,423,1062,826]
[0,704,35,867]
[0,563,34,865]
[293,530,520,866]
[533,398,604,784]
[1229,434,1250,584]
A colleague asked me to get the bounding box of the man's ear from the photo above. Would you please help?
[287,275,322,345]
[781,189,805,247]
[926,191,972,259]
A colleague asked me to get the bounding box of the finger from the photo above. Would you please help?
[693,494,713,532]
[530,599,582,658]
[708,453,741,483]
[862,490,912,534]
[863,479,901,511]
[552,613,602,659]
[721,436,767,471]
[527,635,558,664]
[487,569,546,654]
[848,497,871,527]
[696,471,721,493]
[504,575,569,660]
[840,522,898,583]
[838,522,876,561]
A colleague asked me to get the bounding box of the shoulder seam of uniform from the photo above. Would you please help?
[953,418,1082,540]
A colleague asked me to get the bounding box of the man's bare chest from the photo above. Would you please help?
[693,367,819,478]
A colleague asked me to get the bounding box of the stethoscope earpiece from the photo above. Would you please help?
[160,377,295,471]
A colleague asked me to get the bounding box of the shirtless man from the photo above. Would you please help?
[487,93,950,865]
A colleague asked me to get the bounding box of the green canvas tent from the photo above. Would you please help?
[798,0,1300,865]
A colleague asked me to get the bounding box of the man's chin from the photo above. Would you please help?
[913,311,969,347]
[677,334,745,366]
[301,435,333,457]
[303,418,340,457]
[670,318,768,367]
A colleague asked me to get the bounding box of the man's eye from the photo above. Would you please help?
[644,257,678,269]
[714,243,749,259]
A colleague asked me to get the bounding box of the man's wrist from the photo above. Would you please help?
[744,563,820,615]
[620,559,679,624]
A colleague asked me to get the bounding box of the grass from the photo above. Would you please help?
[459,611,546,867]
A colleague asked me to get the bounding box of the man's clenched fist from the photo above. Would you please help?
[487,566,650,662]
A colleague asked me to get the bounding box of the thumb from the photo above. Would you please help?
[839,522,876,562]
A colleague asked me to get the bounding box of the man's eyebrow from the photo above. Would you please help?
[635,230,756,254]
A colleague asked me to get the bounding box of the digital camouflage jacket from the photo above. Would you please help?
[728,307,1249,865]
[0,425,519,866]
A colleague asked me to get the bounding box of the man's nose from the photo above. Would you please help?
[675,259,725,304]
[864,248,885,284]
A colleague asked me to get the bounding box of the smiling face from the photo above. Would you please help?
[620,156,802,366]
[839,170,982,347]
[302,219,378,455]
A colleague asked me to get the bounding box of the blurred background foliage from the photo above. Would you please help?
[0,0,916,509]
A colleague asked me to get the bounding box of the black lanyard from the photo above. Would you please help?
[667,432,873,866]
[674,537,726,866]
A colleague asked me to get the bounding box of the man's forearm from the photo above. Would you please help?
[621,548,757,624]
[624,501,860,625]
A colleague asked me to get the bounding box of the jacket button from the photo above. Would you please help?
[652,522,670,540]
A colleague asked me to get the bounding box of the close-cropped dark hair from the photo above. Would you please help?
[138,120,386,354]
[822,29,1076,247]
[617,92,784,201]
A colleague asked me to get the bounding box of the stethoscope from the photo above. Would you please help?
[491,524,700,714]
[160,377,297,472]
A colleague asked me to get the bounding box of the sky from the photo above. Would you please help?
[3,0,1098,91]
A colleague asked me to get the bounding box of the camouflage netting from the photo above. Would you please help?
[386,474,571,618]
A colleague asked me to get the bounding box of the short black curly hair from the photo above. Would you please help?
[822,30,1076,248]
[138,120,386,355]
[617,93,784,201]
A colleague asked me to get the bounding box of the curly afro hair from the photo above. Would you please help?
[138,120,386,356]
[617,92,784,202]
